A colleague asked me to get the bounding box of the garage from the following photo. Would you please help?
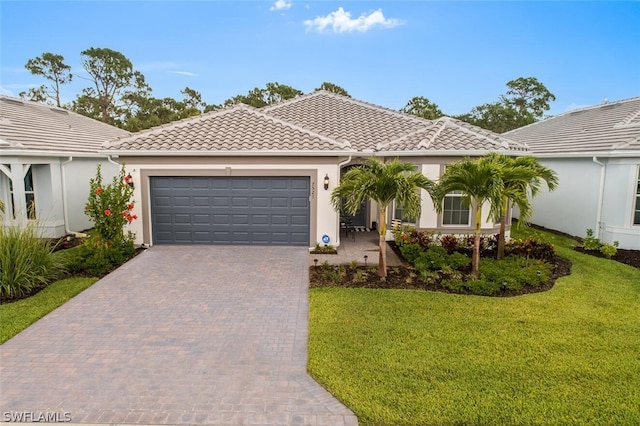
[150,176,310,245]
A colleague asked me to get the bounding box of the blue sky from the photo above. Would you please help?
[1,1,639,117]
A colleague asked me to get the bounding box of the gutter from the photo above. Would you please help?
[592,156,606,239]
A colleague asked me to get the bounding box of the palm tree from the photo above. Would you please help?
[484,153,558,259]
[331,158,435,278]
[433,157,506,279]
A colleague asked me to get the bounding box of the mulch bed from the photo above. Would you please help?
[573,247,640,269]
[310,242,573,297]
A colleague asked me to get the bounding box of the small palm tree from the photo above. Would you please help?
[331,158,435,277]
[433,157,505,279]
[484,153,558,259]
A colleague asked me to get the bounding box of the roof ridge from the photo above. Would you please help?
[444,116,528,150]
[612,135,640,150]
[616,104,640,127]
[264,90,433,126]
[248,105,351,149]
[419,117,448,149]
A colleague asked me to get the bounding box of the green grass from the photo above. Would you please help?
[308,228,640,425]
[0,277,98,344]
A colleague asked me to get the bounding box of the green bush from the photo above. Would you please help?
[0,226,63,300]
[583,228,601,251]
[465,278,503,296]
[441,278,466,292]
[600,242,619,259]
[415,246,449,271]
[400,243,423,264]
[66,235,135,277]
[481,256,551,291]
[448,252,471,270]
[85,164,137,243]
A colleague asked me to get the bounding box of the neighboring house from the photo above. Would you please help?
[0,96,130,238]
[505,97,640,250]
[103,91,528,248]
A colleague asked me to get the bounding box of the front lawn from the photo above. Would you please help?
[308,228,640,425]
[0,277,98,344]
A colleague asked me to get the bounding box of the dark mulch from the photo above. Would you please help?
[574,247,640,269]
[310,250,572,297]
[526,222,640,269]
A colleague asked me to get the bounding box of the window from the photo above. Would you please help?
[634,168,640,225]
[442,191,470,225]
[393,203,415,224]
[9,166,36,220]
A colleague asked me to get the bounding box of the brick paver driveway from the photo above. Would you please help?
[0,246,357,425]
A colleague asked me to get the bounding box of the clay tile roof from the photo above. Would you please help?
[0,96,129,154]
[378,117,528,153]
[107,104,348,153]
[504,97,640,154]
[264,91,430,151]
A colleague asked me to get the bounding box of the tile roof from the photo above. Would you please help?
[263,91,429,151]
[106,104,349,153]
[0,96,129,154]
[106,91,528,156]
[378,117,528,153]
[504,97,640,155]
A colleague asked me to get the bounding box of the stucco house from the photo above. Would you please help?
[0,96,130,238]
[103,91,529,248]
[505,97,640,250]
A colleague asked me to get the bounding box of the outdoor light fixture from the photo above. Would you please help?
[323,174,330,190]
[125,173,134,189]
[364,255,368,267]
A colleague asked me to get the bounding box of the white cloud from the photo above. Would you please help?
[304,7,402,33]
[270,0,292,12]
[171,71,198,77]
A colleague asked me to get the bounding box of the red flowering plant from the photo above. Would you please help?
[85,164,137,243]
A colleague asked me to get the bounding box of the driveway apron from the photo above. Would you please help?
[0,246,357,426]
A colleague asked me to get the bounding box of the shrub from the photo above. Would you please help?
[507,237,556,263]
[465,278,502,296]
[85,164,137,243]
[480,256,552,291]
[400,243,423,263]
[0,226,63,300]
[448,252,472,270]
[66,235,135,277]
[439,234,458,254]
[600,241,619,259]
[415,246,449,271]
[583,228,601,251]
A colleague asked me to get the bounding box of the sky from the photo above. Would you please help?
[1,0,639,117]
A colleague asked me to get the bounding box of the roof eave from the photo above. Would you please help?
[0,149,112,158]
[100,149,355,157]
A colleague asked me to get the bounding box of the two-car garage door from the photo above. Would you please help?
[150,176,310,245]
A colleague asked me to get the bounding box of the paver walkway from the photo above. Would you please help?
[0,246,358,426]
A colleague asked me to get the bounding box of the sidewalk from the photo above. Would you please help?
[308,231,403,266]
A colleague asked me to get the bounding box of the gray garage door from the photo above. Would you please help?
[150,176,310,245]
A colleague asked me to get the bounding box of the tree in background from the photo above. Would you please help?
[400,96,444,120]
[73,47,151,124]
[455,77,555,133]
[315,82,350,97]
[19,52,72,107]
[224,82,303,108]
[331,158,435,278]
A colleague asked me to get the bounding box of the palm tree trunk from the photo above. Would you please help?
[472,204,482,279]
[378,206,387,278]
[497,196,508,260]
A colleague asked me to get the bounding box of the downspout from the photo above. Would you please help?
[107,155,120,167]
[592,156,606,239]
[60,157,85,236]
